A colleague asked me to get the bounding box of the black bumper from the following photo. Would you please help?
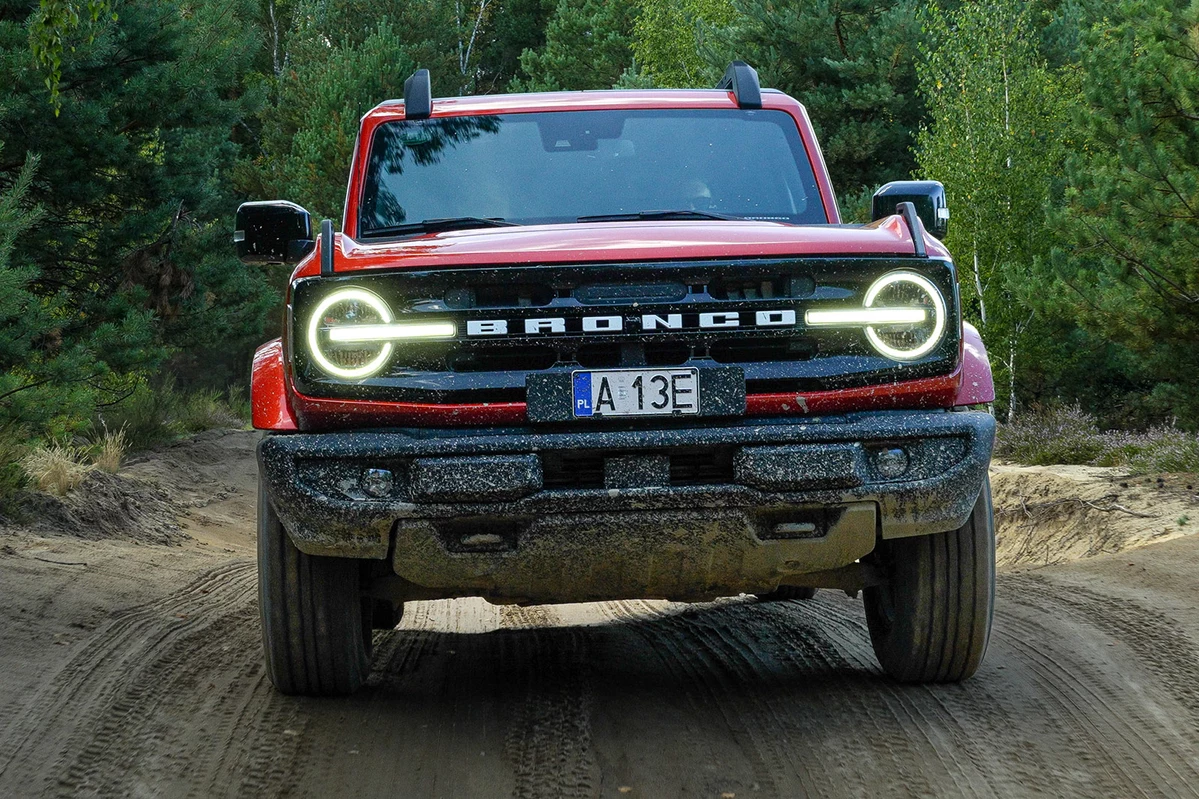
[258,410,994,602]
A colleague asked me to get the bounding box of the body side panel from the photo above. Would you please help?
[956,321,995,405]
[252,339,299,431]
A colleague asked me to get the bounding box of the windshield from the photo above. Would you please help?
[358,109,827,236]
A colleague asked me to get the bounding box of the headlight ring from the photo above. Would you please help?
[862,271,946,361]
[306,288,395,379]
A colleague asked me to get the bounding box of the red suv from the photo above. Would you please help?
[238,63,997,695]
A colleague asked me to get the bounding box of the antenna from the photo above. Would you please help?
[404,69,432,120]
[716,61,762,109]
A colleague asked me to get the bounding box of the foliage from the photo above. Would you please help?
[913,0,1072,418]
[712,0,928,198]
[1,0,273,440]
[28,0,112,111]
[998,403,1199,473]
[1036,0,1199,423]
[996,403,1108,465]
[100,377,249,452]
[631,0,734,88]
[511,0,638,91]
[88,422,127,473]
[237,20,418,223]
[19,441,93,494]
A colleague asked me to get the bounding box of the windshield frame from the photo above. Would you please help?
[347,97,838,240]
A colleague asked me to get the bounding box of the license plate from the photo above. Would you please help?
[572,369,700,417]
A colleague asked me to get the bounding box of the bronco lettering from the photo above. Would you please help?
[464,310,801,336]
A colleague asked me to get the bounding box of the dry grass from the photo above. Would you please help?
[20,444,95,496]
[91,425,128,474]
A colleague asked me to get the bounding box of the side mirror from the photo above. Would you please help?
[871,181,949,240]
[234,201,314,265]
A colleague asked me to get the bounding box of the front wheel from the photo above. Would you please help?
[258,478,372,695]
[863,476,995,683]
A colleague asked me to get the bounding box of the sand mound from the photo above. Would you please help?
[991,462,1199,568]
[20,470,187,545]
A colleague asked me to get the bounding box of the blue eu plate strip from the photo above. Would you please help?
[573,372,593,417]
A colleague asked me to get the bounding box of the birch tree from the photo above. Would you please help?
[914,1,1070,420]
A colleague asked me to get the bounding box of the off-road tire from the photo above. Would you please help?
[863,476,995,683]
[258,478,372,695]
[757,586,818,601]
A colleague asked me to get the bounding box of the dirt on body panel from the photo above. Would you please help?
[0,432,1197,798]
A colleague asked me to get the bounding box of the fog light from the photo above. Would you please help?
[361,468,394,498]
[874,448,909,479]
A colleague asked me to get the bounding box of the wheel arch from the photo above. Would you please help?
[252,339,299,431]
[955,321,995,406]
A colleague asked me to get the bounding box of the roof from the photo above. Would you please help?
[363,88,792,123]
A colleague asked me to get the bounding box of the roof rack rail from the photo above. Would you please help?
[716,61,762,109]
[404,68,432,120]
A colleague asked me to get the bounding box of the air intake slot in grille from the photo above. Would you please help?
[708,274,815,300]
[575,344,622,369]
[445,284,555,308]
[542,447,736,489]
[449,346,557,372]
[710,338,818,364]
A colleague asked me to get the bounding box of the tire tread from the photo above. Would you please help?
[864,477,995,683]
[258,480,369,695]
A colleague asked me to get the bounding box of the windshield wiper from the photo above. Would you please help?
[576,209,743,223]
[362,217,519,237]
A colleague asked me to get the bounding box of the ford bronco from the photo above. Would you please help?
[238,63,997,696]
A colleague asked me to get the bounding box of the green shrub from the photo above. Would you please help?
[99,377,251,452]
[0,428,29,510]
[999,404,1199,473]
[995,403,1107,465]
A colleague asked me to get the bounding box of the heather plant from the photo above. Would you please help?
[995,403,1106,466]
[998,404,1199,473]
[1097,426,1199,474]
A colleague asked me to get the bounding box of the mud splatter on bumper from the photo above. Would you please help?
[258,410,993,601]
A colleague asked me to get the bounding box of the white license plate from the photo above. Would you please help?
[572,369,700,417]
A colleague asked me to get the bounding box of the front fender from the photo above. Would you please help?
[252,339,299,431]
[955,321,995,405]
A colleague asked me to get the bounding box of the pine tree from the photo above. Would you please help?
[238,20,420,222]
[0,0,272,420]
[1040,0,1199,423]
[714,0,929,201]
[511,0,638,91]
[631,0,734,88]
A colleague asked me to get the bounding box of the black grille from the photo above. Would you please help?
[542,447,735,489]
[449,345,557,372]
[542,451,607,489]
[290,257,961,405]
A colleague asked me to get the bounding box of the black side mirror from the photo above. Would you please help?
[872,181,949,240]
[234,201,315,265]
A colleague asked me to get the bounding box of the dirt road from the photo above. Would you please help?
[1,431,1198,798]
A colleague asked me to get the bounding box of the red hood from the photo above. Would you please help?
[302,216,950,276]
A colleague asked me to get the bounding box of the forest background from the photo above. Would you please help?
[1,0,1197,495]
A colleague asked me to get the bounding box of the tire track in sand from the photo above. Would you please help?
[500,605,599,799]
[0,561,298,799]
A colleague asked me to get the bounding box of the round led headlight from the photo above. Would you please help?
[306,288,394,379]
[863,271,946,361]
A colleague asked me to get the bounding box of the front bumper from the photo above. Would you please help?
[259,410,994,602]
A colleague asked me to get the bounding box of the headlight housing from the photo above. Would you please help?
[306,288,395,379]
[805,270,946,361]
[863,271,946,360]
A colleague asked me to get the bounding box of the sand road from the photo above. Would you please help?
[1,430,1197,798]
